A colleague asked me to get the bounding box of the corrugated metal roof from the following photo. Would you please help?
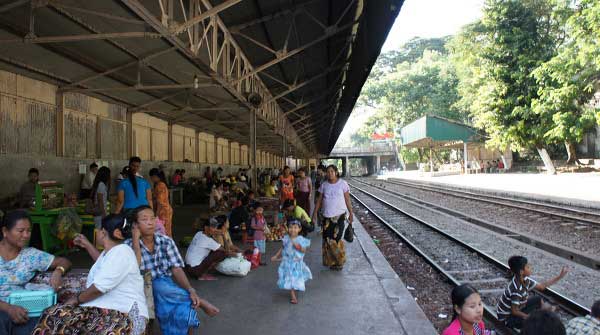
[400,115,480,148]
[0,0,403,155]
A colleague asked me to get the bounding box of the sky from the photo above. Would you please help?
[335,0,484,146]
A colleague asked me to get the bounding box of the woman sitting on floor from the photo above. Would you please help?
[125,206,219,335]
[33,214,149,335]
[0,210,71,335]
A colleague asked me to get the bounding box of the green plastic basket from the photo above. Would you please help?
[7,289,56,317]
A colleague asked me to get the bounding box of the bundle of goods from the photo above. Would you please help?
[53,208,82,242]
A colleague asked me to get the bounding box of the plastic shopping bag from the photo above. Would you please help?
[215,256,251,277]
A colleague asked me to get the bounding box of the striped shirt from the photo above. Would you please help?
[497,276,538,321]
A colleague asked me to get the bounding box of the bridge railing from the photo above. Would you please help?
[330,143,395,155]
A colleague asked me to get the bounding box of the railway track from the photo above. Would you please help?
[348,181,591,332]
[385,178,600,226]
[352,178,600,271]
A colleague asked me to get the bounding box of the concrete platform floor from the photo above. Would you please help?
[67,204,436,334]
[167,205,435,335]
[381,171,600,208]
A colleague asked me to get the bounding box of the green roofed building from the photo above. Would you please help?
[399,115,481,149]
[399,115,511,175]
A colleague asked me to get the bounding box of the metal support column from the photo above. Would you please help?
[282,131,287,167]
[429,147,434,176]
[126,110,133,158]
[249,108,257,192]
[56,91,65,157]
[167,122,173,161]
[463,142,468,174]
[343,156,349,177]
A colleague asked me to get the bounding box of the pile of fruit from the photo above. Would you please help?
[265,223,287,241]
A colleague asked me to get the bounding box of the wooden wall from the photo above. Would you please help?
[0,69,288,169]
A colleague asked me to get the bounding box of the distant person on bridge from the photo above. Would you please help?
[497,255,568,330]
[279,166,295,205]
[312,165,353,271]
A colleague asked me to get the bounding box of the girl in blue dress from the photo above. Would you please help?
[271,219,312,304]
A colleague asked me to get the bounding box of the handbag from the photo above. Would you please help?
[343,223,354,243]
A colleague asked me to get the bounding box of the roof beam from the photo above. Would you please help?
[0,0,28,14]
[0,31,161,44]
[228,0,320,32]
[64,47,177,89]
[283,86,338,116]
[234,20,357,84]
[64,83,218,93]
[171,0,243,35]
[48,4,183,88]
[263,65,343,105]
[129,90,188,113]
[50,2,147,25]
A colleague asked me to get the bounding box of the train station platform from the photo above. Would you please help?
[380,171,600,209]
[164,205,437,335]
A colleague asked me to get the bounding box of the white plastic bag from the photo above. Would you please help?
[215,256,251,277]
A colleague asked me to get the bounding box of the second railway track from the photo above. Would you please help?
[352,177,600,270]
[349,182,591,331]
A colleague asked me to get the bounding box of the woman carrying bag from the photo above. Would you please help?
[312,165,353,271]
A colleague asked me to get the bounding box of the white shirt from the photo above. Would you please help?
[318,179,350,218]
[81,244,149,318]
[185,231,221,267]
[81,171,96,190]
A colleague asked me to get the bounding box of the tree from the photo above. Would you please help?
[449,0,572,173]
[367,37,450,80]
[532,0,600,164]
[361,50,466,127]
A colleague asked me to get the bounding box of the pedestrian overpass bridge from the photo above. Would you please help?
[327,143,398,176]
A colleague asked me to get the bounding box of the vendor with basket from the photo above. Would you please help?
[0,210,71,335]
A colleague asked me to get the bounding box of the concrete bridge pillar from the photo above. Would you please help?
[342,156,349,177]
[376,155,381,173]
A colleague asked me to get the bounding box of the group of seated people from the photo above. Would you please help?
[0,207,219,335]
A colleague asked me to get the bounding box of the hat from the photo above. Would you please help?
[239,176,246,182]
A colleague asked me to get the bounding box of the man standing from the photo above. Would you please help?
[80,162,98,199]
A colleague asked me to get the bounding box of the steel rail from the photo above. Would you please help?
[349,190,509,333]
[385,178,600,226]
[348,180,591,319]
[352,178,600,271]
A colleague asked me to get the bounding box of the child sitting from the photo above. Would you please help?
[264,179,277,198]
[271,219,312,304]
[497,255,568,329]
[250,204,267,265]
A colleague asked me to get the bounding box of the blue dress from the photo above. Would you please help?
[277,235,312,291]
